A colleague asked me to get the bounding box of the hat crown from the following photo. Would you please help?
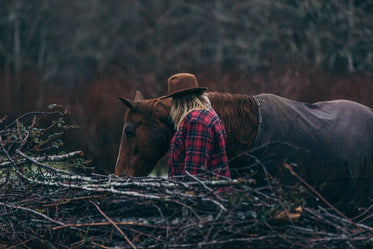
[161,73,207,99]
[168,73,198,95]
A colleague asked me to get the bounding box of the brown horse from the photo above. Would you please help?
[116,90,373,207]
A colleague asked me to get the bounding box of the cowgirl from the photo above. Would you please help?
[162,73,231,181]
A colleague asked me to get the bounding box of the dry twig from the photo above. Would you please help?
[0,112,372,248]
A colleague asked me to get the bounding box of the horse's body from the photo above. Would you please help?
[116,91,373,208]
[252,94,373,206]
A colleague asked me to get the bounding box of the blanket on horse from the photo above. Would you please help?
[251,94,373,207]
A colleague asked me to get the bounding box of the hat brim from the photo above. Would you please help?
[160,87,208,99]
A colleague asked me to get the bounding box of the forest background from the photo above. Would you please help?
[1,0,372,173]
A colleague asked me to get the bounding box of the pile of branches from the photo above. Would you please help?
[1,112,372,248]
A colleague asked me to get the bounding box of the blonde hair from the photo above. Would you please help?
[170,92,211,130]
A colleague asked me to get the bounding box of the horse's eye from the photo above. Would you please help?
[124,127,135,138]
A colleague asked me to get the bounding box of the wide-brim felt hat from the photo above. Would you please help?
[161,73,208,99]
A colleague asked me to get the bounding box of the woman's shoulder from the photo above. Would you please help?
[185,108,218,125]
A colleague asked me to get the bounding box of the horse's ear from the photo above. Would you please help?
[134,90,144,101]
[118,97,136,111]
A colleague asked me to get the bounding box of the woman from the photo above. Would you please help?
[162,73,231,181]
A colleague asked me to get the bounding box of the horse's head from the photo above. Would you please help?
[115,91,174,177]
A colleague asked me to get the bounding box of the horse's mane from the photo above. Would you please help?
[135,98,172,121]
[208,92,259,153]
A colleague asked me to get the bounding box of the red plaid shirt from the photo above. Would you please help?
[168,108,231,180]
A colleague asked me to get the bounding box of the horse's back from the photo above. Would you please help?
[254,93,373,159]
[252,93,373,207]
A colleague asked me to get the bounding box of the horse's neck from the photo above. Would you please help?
[208,92,259,152]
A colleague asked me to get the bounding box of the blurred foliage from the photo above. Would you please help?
[0,0,372,87]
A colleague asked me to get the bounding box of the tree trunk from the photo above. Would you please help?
[13,2,22,112]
